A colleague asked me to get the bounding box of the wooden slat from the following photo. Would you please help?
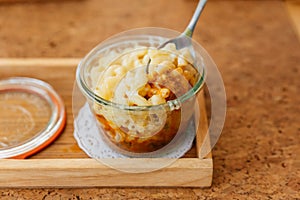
[0,158,212,188]
[196,90,212,159]
[0,58,80,68]
[286,0,300,41]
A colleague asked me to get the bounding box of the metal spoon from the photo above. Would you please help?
[146,0,207,73]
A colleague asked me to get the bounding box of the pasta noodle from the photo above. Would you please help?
[93,43,197,106]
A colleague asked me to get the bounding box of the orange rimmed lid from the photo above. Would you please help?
[0,77,66,159]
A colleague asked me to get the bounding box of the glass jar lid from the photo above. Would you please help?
[0,77,66,158]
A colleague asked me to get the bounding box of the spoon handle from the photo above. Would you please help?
[183,0,207,37]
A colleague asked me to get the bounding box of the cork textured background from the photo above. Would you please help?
[0,0,299,199]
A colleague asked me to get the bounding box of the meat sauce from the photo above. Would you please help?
[95,107,181,153]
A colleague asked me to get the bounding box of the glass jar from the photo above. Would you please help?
[76,27,206,157]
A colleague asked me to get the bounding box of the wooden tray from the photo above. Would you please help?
[0,58,212,188]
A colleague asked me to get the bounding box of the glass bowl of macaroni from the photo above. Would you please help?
[76,28,206,157]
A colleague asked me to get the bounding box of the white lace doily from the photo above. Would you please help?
[74,103,196,159]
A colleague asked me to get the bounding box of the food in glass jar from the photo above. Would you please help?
[91,43,199,153]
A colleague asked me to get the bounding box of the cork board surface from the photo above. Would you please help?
[0,0,299,199]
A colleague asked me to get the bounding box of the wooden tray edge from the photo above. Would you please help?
[0,158,212,188]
